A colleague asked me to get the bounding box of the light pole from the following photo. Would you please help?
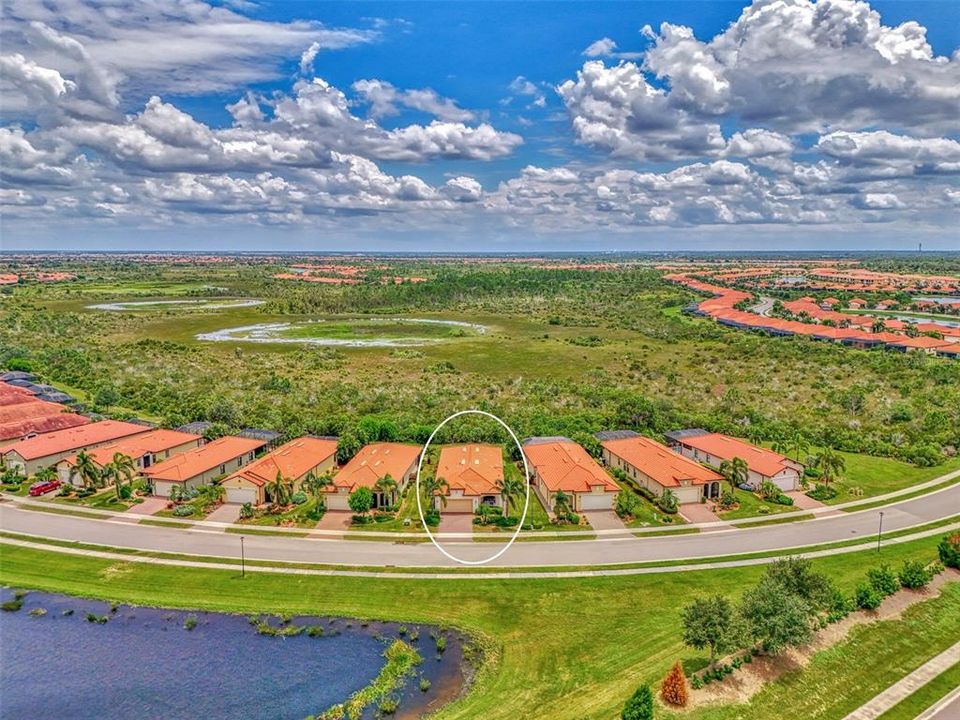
[240,535,246,578]
[876,512,884,552]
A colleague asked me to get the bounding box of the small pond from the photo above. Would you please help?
[1,590,464,720]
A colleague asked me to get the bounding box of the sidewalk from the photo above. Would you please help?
[841,640,960,720]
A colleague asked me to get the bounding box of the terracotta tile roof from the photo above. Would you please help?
[600,435,723,488]
[889,336,952,349]
[0,398,75,425]
[0,413,90,442]
[59,429,202,468]
[331,442,420,493]
[523,440,618,493]
[672,432,799,478]
[436,444,503,496]
[224,436,338,487]
[1,420,151,461]
[143,436,265,483]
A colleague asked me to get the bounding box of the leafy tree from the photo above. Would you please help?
[621,684,653,720]
[938,532,960,569]
[739,576,814,654]
[764,557,835,612]
[681,595,740,667]
[660,661,688,707]
[336,430,362,464]
[348,486,374,515]
[93,385,120,409]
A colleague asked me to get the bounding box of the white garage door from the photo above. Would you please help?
[326,494,351,511]
[225,487,258,505]
[579,492,614,510]
[152,481,175,498]
[773,474,797,492]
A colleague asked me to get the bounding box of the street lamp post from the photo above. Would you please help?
[876,512,884,552]
[240,535,246,578]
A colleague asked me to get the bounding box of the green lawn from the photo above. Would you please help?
[821,451,960,505]
[876,661,960,720]
[236,497,324,528]
[716,488,797,520]
[1,533,954,720]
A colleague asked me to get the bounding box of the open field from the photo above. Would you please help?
[1,533,955,720]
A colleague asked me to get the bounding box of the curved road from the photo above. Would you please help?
[2,481,958,569]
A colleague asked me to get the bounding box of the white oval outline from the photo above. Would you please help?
[415,409,530,566]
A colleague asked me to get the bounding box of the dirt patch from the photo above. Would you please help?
[688,570,960,708]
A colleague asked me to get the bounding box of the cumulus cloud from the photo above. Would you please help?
[351,79,476,122]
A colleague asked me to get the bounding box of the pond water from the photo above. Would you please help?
[196,318,488,347]
[87,298,265,312]
[1,590,464,720]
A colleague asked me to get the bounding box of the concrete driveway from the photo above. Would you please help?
[437,513,474,535]
[581,510,627,532]
[679,502,722,524]
[316,510,352,531]
[203,503,242,526]
[124,497,168,516]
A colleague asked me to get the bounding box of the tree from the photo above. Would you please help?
[422,476,450,511]
[553,489,571,517]
[348,486,374,516]
[681,595,740,667]
[739,576,814,654]
[660,661,688,707]
[621,684,653,720]
[789,430,809,463]
[719,456,748,494]
[267,471,293,508]
[336,430,362,464]
[33,465,57,484]
[105,452,137,500]
[764,557,835,611]
[70,451,101,490]
[871,318,887,334]
[302,471,333,503]
[496,474,525,518]
[812,447,845,487]
[373,474,398,508]
[938,532,960,569]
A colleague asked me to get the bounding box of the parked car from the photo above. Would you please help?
[29,479,61,496]
[737,483,753,491]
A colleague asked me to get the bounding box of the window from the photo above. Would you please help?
[219,464,226,474]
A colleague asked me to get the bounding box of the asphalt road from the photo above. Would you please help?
[2,481,957,568]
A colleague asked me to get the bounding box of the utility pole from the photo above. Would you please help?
[240,535,246,578]
[876,512,884,552]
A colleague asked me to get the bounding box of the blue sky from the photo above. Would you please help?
[1,0,958,250]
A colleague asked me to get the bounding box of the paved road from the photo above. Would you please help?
[917,686,960,720]
[2,481,958,568]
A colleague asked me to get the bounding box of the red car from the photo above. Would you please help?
[29,479,61,496]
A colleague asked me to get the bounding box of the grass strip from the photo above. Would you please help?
[876,662,960,720]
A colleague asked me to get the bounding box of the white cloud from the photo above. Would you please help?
[352,79,476,122]
[583,37,618,58]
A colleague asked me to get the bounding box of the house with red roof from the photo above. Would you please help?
[665,429,803,492]
[55,429,203,486]
[887,336,953,355]
[434,444,503,513]
[220,436,338,505]
[848,297,867,309]
[326,442,420,510]
[597,431,723,505]
[523,437,619,511]
[1,420,153,476]
[144,435,266,497]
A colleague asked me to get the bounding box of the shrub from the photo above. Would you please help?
[172,504,195,517]
[757,504,771,515]
[717,491,737,510]
[660,661,688,707]
[938,532,960,569]
[378,696,400,715]
[855,583,882,610]
[435,635,446,653]
[691,675,702,690]
[85,612,108,624]
[656,490,678,514]
[773,494,794,506]
[867,565,900,596]
[899,560,934,589]
[1,599,23,612]
[291,491,307,505]
[306,625,324,637]
[184,615,198,631]
[621,684,654,720]
[419,677,431,692]
[806,484,838,501]
[28,607,46,617]
[240,502,254,519]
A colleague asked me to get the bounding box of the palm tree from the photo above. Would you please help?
[70,451,102,490]
[106,452,137,500]
[496,475,525,518]
[719,457,748,494]
[267,471,292,508]
[422,475,449,512]
[302,471,333,506]
[871,319,886,334]
[34,466,57,484]
[553,489,571,517]
[813,447,845,487]
[373,474,398,509]
[789,431,809,464]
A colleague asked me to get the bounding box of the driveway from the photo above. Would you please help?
[316,510,352,531]
[437,513,474,536]
[679,502,723,524]
[786,491,826,511]
[124,497,168,516]
[203,503,242,526]
[581,510,628,532]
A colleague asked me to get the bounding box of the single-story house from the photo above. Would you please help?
[887,336,952,355]
[848,298,867,309]
[1,420,153,476]
[55,429,203,486]
[665,429,804,492]
[220,436,338,506]
[144,436,266,497]
[434,444,504,513]
[597,430,724,504]
[523,437,619,511]
[0,396,90,442]
[326,442,421,510]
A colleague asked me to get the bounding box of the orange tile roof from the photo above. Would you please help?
[0,413,90,442]
[436,444,503,496]
[523,440,618,493]
[143,436,265,483]
[59,429,202,468]
[673,433,798,478]
[224,436,338,487]
[1,420,151,461]
[889,336,952,349]
[331,442,420,493]
[600,435,723,488]
[0,399,74,425]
